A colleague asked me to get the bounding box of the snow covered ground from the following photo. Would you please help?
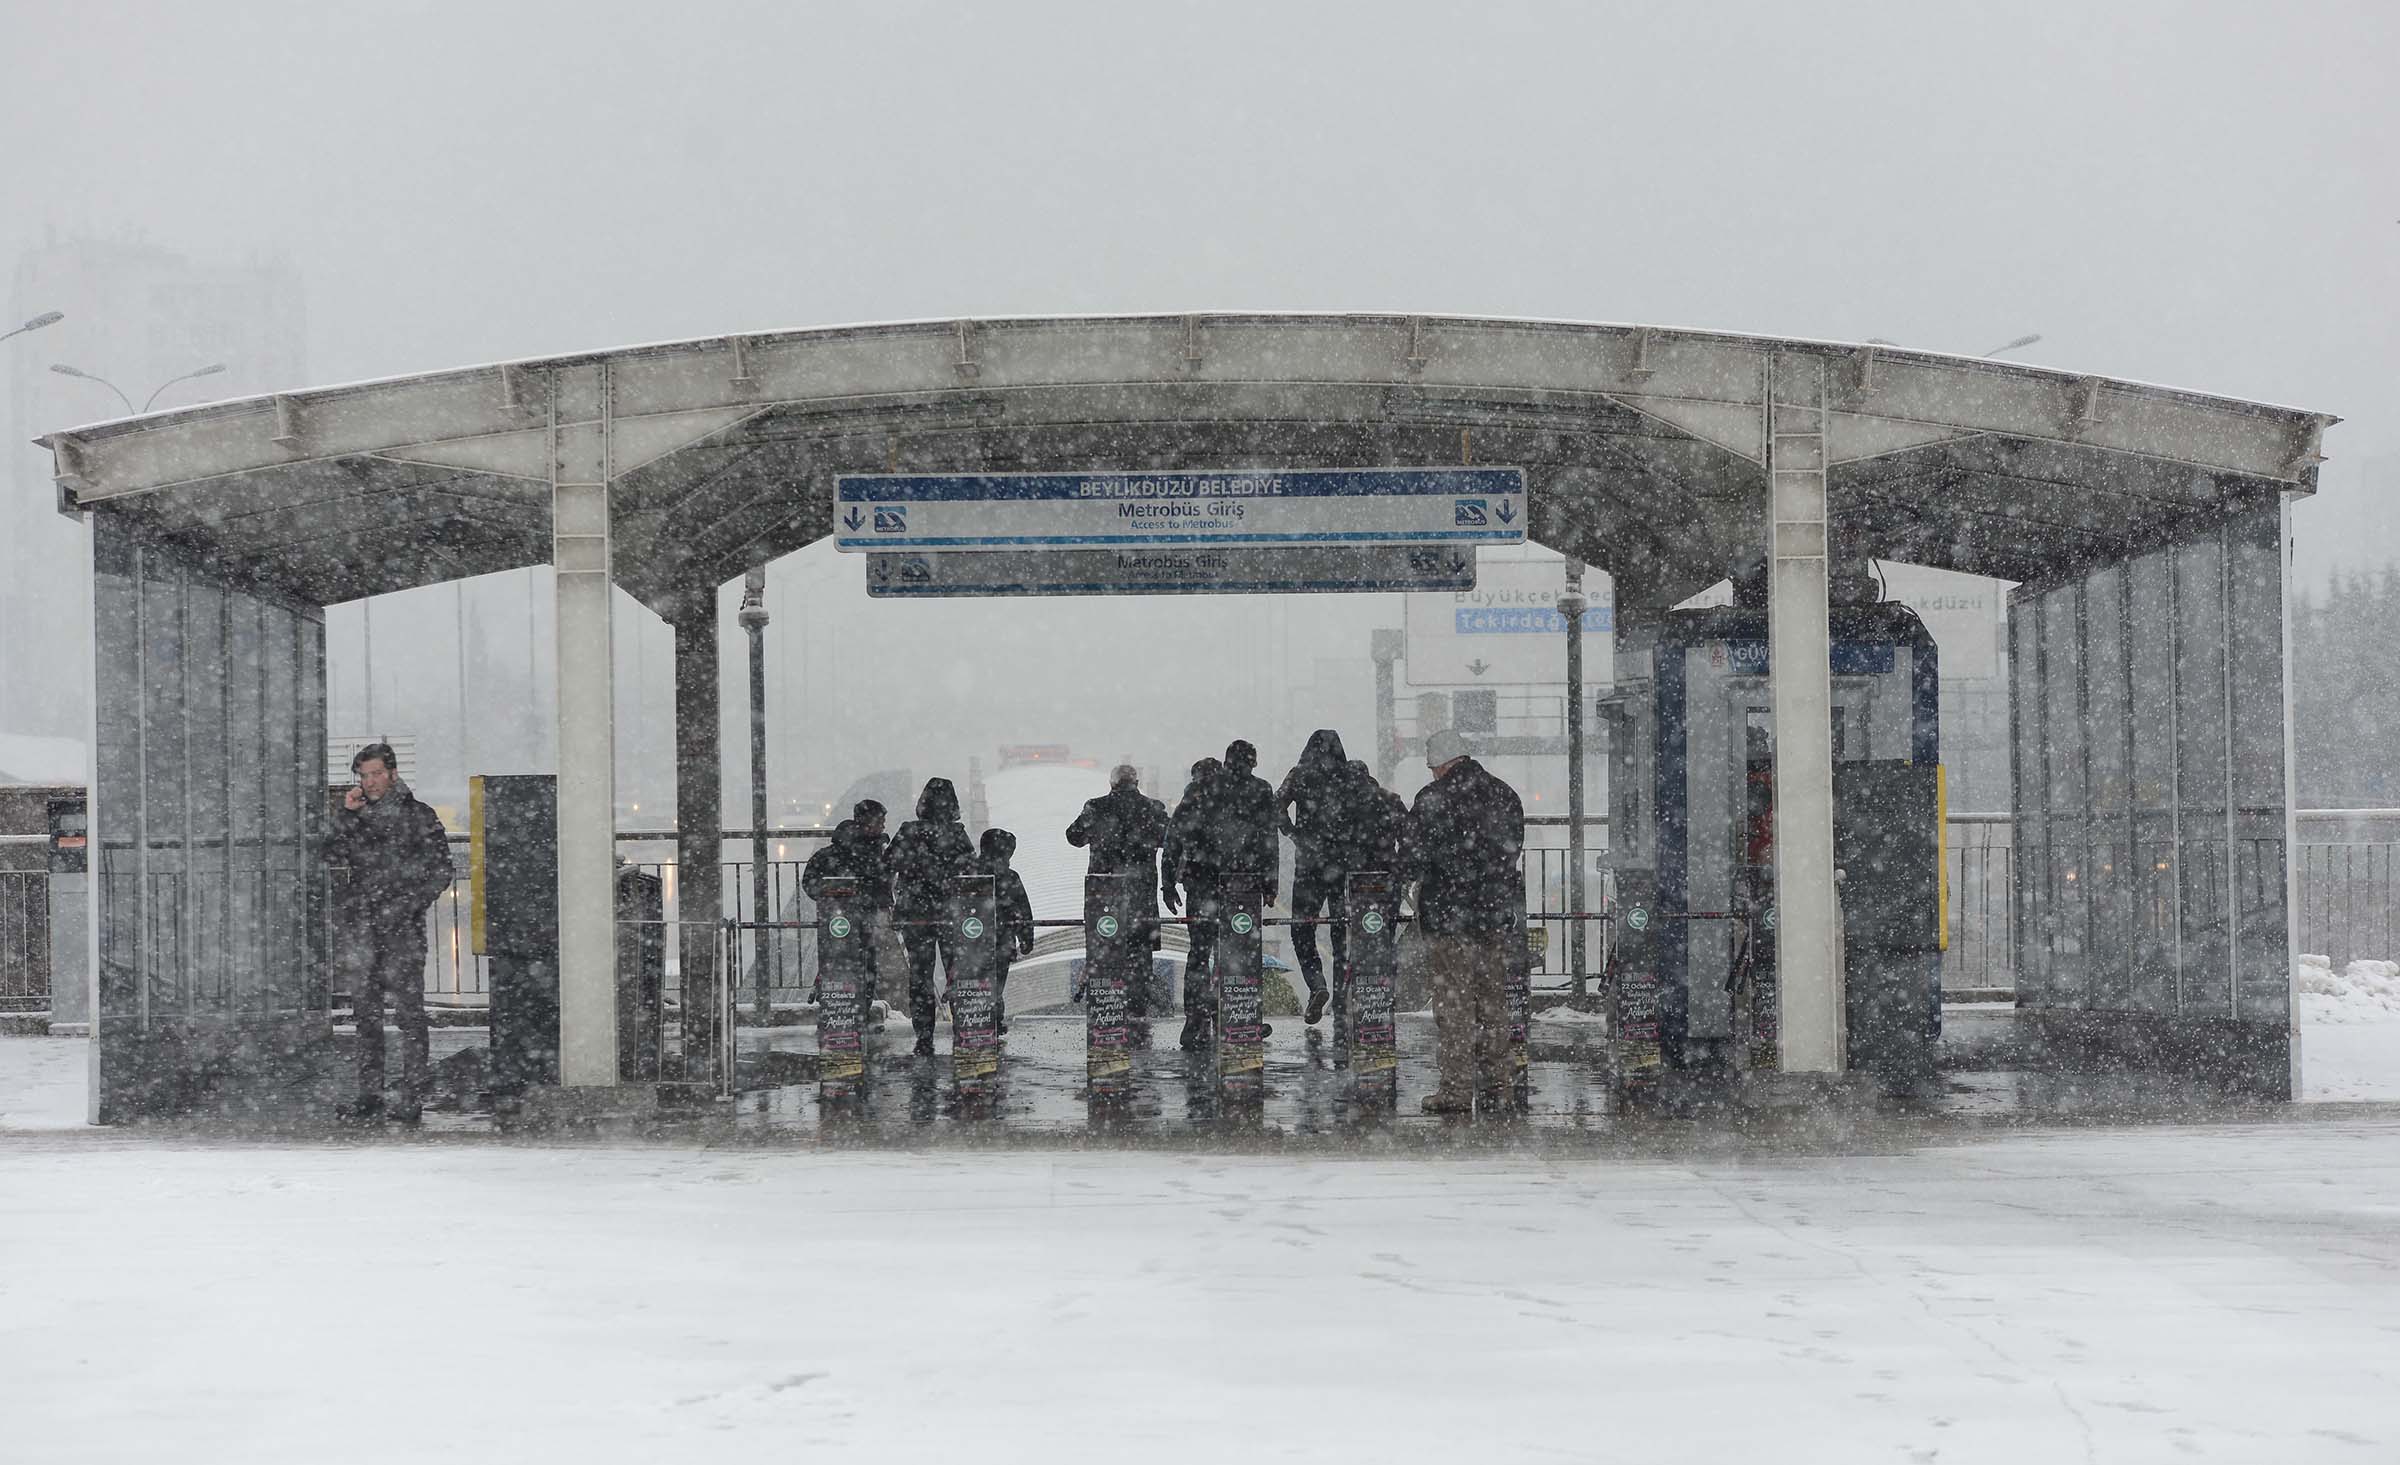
[3,1116,2398,1461]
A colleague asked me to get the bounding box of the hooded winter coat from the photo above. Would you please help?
[1209,742,1281,888]
[890,778,976,921]
[976,828,1037,957]
[1401,755,1526,935]
[326,778,455,928]
[1277,729,1357,875]
[803,818,893,910]
[1342,760,1407,873]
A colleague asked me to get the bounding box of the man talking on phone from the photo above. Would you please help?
[328,742,455,1124]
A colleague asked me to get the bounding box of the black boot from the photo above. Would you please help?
[1303,986,1329,1025]
[1178,1014,1210,1050]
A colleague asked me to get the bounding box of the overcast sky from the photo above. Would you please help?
[3,0,2393,800]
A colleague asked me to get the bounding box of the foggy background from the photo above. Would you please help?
[3,0,2392,822]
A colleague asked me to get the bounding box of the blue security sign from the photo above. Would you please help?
[833,467,1526,553]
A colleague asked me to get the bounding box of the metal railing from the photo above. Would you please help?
[24,817,2400,1017]
[0,871,49,1012]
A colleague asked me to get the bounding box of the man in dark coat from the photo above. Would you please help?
[977,827,1037,1034]
[1276,729,1358,1027]
[889,778,976,1056]
[1345,758,1407,874]
[803,799,891,1007]
[326,742,455,1123]
[1067,765,1170,1034]
[1401,730,1526,1114]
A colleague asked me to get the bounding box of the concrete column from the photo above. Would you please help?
[550,363,619,1087]
[1767,352,1843,1073]
[672,597,723,1086]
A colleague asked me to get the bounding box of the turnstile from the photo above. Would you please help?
[1083,873,1145,1090]
[1344,871,1399,1099]
[947,874,1001,1087]
[814,878,872,1094]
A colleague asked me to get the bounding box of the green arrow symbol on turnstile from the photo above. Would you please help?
[1626,907,1650,932]
[962,916,986,939]
[1762,907,1777,932]
[1231,912,1255,935]
[828,915,853,939]
[1097,914,1120,938]
[1361,910,1386,934]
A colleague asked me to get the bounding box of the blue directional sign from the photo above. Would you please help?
[866,543,1478,598]
[833,467,1526,553]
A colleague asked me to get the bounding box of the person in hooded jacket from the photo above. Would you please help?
[1163,757,1224,1048]
[803,799,892,1008]
[1345,759,1408,874]
[890,778,977,1055]
[326,742,456,1123]
[1067,765,1171,1036]
[1276,729,1359,1028]
[977,827,1037,1034]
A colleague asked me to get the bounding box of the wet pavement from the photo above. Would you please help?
[718,1011,1618,1141]
[269,1003,2359,1148]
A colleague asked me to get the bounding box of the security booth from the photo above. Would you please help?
[44,313,2333,1121]
[1606,577,1948,1097]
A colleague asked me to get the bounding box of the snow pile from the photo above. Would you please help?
[2295,953,2400,1024]
[1532,1004,1609,1028]
[0,1036,88,1129]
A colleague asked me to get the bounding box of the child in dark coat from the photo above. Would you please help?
[979,827,1037,1033]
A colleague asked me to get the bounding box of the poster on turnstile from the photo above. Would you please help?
[949,875,1001,1085]
[815,881,870,1089]
[1611,883,1664,1091]
[1215,878,1267,1089]
[1345,872,1400,1084]
[1084,875,1140,1087]
[1744,906,1780,1073]
[1508,922,1532,1105]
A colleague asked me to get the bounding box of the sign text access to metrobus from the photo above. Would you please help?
[833,467,1526,554]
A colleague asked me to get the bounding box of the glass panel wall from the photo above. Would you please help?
[2226,506,2293,1023]
[91,520,329,1117]
[2010,506,2292,1034]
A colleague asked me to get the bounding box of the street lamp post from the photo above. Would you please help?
[49,361,227,414]
[0,310,64,345]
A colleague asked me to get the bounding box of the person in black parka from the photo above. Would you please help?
[889,778,977,1055]
[977,827,1036,1034]
[803,799,892,1008]
[1277,729,1359,1028]
[327,742,455,1123]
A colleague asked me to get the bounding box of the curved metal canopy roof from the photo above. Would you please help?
[37,312,2335,613]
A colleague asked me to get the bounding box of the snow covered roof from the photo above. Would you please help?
[39,312,2336,608]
